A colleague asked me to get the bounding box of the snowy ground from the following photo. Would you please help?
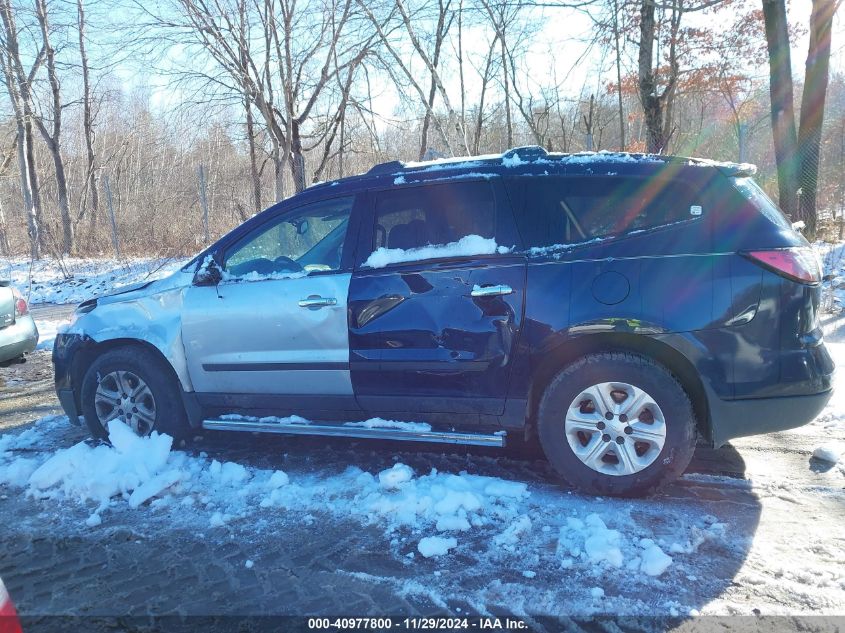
[0,344,844,620]
[0,256,187,305]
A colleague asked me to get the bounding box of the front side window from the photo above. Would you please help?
[373,181,496,252]
[224,196,353,277]
[509,177,700,250]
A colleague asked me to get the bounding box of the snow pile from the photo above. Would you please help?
[812,444,843,464]
[557,513,673,577]
[0,256,186,304]
[0,414,731,592]
[363,235,510,269]
[27,421,179,523]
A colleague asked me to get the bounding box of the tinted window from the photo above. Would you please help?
[225,196,353,276]
[373,181,495,251]
[508,177,700,249]
[733,178,792,229]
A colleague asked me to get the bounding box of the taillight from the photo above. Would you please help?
[11,288,27,317]
[743,247,822,284]
[0,579,21,633]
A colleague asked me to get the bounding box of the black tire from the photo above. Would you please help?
[80,346,190,441]
[537,352,697,497]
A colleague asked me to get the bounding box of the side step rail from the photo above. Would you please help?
[201,418,506,447]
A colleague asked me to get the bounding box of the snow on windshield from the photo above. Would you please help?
[363,235,510,269]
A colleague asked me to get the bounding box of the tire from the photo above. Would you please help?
[80,346,190,441]
[537,352,697,497]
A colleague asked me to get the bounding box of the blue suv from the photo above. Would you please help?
[52,147,834,496]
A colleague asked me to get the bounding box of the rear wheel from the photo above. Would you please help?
[80,346,190,440]
[537,352,697,496]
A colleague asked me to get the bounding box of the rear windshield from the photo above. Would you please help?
[733,178,792,230]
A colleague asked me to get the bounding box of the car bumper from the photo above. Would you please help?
[709,388,833,447]
[0,316,38,364]
[53,332,86,425]
[708,340,835,447]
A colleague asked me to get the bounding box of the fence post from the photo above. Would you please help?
[103,173,120,258]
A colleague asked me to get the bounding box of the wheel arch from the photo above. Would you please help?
[527,333,711,443]
[70,338,188,411]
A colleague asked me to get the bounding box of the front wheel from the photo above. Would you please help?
[537,352,697,497]
[80,346,190,441]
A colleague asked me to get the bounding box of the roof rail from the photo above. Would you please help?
[502,146,548,161]
[366,160,405,176]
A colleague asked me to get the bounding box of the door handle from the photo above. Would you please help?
[298,296,337,308]
[470,284,513,297]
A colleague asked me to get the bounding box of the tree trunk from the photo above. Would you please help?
[245,95,262,212]
[21,119,43,259]
[762,0,799,217]
[613,0,625,151]
[290,120,306,193]
[638,0,660,152]
[35,0,73,254]
[796,0,836,240]
[77,0,99,244]
[501,26,512,148]
[0,0,43,258]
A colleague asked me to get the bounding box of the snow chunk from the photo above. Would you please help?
[85,513,102,527]
[436,516,471,532]
[417,536,457,558]
[363,235,510,269]
[0,457,38,487]
[245,559,254,569]
[378,463,414,490]
[590,587,605,599]
[128,470,182,509]
[582,515,623,567]
[267,470,290,489]
[344,418,432,433]
[812,444,843,464]
[640,544,673,576]
[209,460,250,486]
[494,515,532,547]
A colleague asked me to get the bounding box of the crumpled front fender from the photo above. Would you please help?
[64,285,193,392]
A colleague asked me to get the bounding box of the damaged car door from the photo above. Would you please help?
[180,195,361,408]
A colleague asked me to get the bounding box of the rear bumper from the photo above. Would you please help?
[709,388,833,447]
[0,316,38,364]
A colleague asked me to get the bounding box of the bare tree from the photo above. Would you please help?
[0,0,44,259]
[34,0,73,254]
[77,0,100,244]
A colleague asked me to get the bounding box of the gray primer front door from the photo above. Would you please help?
[181,273,352,395]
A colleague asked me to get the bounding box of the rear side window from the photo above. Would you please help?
[507,176,700,249]
[373,181,496,251]
[732,177,792,230]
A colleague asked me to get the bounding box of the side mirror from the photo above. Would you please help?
[193,257,223,286]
